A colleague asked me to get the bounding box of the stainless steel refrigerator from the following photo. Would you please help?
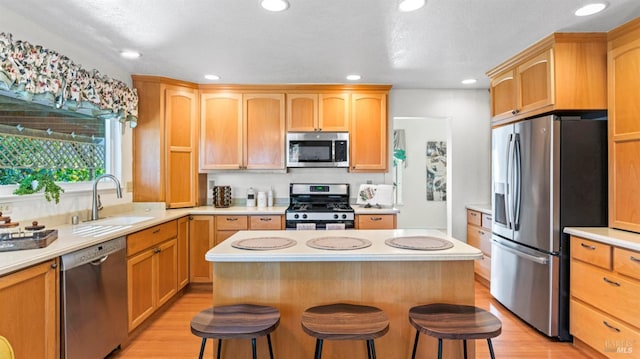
[490,114,607,341]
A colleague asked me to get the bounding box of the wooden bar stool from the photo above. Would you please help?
[301,303,389,359]
[408,303,501,359]
[190,304,280,359]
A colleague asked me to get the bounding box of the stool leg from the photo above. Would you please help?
[198,338,206,359]
[368,339,377,359]
[463,339,468,359]
[487,338,496,359]
[366,340,371,359]
[267,334,275,359]
[411,330,420,359]
[217,339,222,359]
[314,339,323,359]
[437,338,443,359]
[251,338,257,359]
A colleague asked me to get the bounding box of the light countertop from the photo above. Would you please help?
[564,227,640,252]
[0,204,399,276]
[466,203,492,214]
[206,229,482,262]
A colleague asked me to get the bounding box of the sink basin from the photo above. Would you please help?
[72,224,132,238]
[91,216,155,226]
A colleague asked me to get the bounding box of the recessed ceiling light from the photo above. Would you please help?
[346,74,362,81]
[261,0,289,12]
[120,50,141,59]
[399,0,426,12]
[461,78,477,85]
[204,74,221,80]
[574,3,607,16]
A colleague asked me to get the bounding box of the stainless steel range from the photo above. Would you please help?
[285,183,355,230]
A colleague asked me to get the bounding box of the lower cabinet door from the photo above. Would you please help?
[156,239,178,307]
[127,249,155,331]
[189,215,215,283]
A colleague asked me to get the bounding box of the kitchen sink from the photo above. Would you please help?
[91,216,155,226]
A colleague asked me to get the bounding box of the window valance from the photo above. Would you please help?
[0,32,138,127]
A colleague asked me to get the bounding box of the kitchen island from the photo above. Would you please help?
[205,229,482,359]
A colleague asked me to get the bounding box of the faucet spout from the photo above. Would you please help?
[91,174,123,221]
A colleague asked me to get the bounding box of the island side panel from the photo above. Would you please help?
[212,260,476,359]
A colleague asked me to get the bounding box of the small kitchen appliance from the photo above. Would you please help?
[285,183,355,230]
[286,132,349,168]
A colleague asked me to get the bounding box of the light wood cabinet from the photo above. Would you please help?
[189,215,215,283]
[0,259,58,359]
[356,214,396,229]
[350,92,388,172]
[132,76,200,208]
[249,215,284,230]
[199,92,243,170]
[215,215,248,246]
[177,216,189,290]
[127,220,178,331]
[466,209,492,286]
[608,17,640,233]
[486,33,607,125]
[286,93,349,132]
[570,235,640,357]
[199,92,285,170]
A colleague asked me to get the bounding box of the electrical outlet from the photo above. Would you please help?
[366,179,373,184]
[209,180,215,189]
[0,203,12,214]
[125,181,133,192]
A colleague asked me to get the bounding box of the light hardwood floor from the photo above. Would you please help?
[112,281,592,358]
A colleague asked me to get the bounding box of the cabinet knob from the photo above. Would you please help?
[152,229,161,234]
[260,217,272,221]
[50,262,58,269]
[602,320,621,332]
[226,217,238,221]
[154,248,161,254]
[603,277,621,287]
[630,256,640,263]
[371,217,382,221]
[580,242,596,250]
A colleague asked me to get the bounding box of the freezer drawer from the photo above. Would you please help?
[490,236,559,337]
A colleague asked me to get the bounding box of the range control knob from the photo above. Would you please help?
[341,214,347,219]
[294,214,300,219]
[302,214,308,219]
[333,214,339,219]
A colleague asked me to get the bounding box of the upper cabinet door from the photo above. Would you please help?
[350,93,387,172]
[287,93,318,132]
[517,49,553,115]
[165,87,197,208]
[200,92,243,170]
[243,93,286,169]
[490,69,516,120]
[319,93,350,132]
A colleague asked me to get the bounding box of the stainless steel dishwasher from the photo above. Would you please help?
[61,236,127,359]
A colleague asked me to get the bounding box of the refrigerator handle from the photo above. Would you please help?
[506,133,514,229]
[492,239,549,264]
[513,133,522,230]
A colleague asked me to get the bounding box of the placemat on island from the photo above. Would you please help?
[306,236,372,250]
[384,236,454,250]
[231,237,296,250]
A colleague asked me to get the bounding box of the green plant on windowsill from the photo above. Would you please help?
[13,170,64,204]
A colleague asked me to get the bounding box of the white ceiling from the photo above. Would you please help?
[3,0,640,89]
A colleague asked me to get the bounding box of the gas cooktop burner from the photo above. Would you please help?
[288,203,353,212]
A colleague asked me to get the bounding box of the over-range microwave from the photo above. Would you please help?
[286,132,349,168]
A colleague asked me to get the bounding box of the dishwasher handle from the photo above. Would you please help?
[90,255,109,266]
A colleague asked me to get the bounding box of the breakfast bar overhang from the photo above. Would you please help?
[205,229,483,359]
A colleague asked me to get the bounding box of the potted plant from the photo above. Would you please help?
[13,169,64,203]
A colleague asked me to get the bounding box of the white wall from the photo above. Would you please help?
[389,89,491,241]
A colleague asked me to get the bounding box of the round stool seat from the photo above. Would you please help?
[409,303,501,339]
[302,303,389,340]
[190,304,280,359]
[408,303,501,359]
[301,303,389,359]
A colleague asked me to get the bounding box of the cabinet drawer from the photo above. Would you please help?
[474,254,491,281]
[127,220,178,256]
[571,260,640,328]
[357,214,395,229]
[571,299,640,358]
[249,215,282,230]
[614,247,640,281]
[466,209,481,226]
[216,215,248,230]
[466,224,491,255]
[570,236,612,270]
[481,213,492,230]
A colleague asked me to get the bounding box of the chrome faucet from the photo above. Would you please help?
[91,174,123,221]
